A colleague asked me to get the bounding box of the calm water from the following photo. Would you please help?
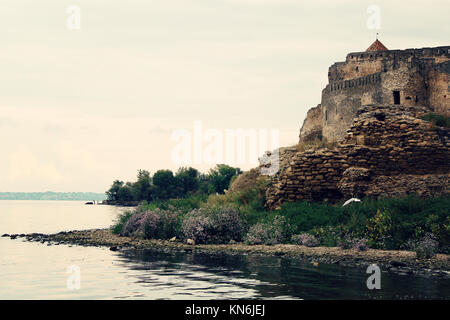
[0,200,448,300]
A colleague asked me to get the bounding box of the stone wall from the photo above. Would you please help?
[298,104,323,143]
[340,105,449,176]
[266,105,450,209]
[428,61,450,117]
[265,149,348,209]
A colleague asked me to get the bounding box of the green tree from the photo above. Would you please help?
[153,169,180,200]
[133,169,153,201]
[106,180,124,201]
[175,167,200,197]
[116,182,135,201]
[208,164,242,194]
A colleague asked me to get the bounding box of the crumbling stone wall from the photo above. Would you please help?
[340,105,450,176]
[298,104,323,143]
[266,105,450,209]
[265,149,348,209]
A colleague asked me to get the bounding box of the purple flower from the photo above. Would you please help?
[181,207,245,244]
[291,233,319,247]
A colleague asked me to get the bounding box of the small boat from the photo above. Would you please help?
[85,201,95,205]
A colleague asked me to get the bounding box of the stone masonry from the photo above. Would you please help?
[265,105,450,210]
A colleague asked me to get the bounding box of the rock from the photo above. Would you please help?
[391,260,406,267]
[186,239,196,246]
[109,246,118,251]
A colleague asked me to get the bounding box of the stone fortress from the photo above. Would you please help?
[236,40,450,209]
[299,40,449,144]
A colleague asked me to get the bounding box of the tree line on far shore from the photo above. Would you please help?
[105,164,242,202]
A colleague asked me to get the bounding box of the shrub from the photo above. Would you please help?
[365,209,392,249]
[118,207,180,239]
[142,208,180,240]
[421,113,450,128]
[337,234,368,251]
[111,211,134,235]
[312,225,342,247]
[352,238,368,251]
[180,211,212,244]
[291,233,319,247]
[120,212,147,237]
[406,233,439,259]
[244,216,291,245]
[181,207,245,244]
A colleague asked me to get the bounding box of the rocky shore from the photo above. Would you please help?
[3,229,449,279]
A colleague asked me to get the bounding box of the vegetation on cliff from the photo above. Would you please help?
[111,177,450,257]
[420,113,450,128]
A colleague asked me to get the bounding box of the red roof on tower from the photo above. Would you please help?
[366,39,388,52]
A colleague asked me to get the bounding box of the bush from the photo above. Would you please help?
[120,212,148,237]
[337,234,368,251]
[245,216,291,245]
[406,233,439,259]
[118,207,180,240]
[111,210,134,235]
[365,209,392,249]
[312,225,342,247]
[142,208,180,240]
[421,113,450,128]
[352,238,368,251]
[291,233,319,247]
[181,207,245,244]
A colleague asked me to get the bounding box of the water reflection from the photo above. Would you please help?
[116,249,450,300]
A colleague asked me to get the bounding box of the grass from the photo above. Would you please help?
[421,113,450,128]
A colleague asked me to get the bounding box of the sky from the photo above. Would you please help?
[0,0,448,192]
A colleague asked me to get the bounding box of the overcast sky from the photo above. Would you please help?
[0,0,448,192]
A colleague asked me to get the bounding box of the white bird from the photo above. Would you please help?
[342,198,361,207]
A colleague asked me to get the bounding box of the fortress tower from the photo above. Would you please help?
[299,40,450,143]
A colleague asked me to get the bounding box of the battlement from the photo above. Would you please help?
[327,72,382,93]
[345,46,450,62]
[328,45,450,83]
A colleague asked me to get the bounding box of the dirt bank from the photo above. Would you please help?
[3,229,450,279]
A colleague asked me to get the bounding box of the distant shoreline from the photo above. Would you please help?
[0,192,106,201]
[4,229,449,279]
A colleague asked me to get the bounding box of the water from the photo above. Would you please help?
[0,201,449,299]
